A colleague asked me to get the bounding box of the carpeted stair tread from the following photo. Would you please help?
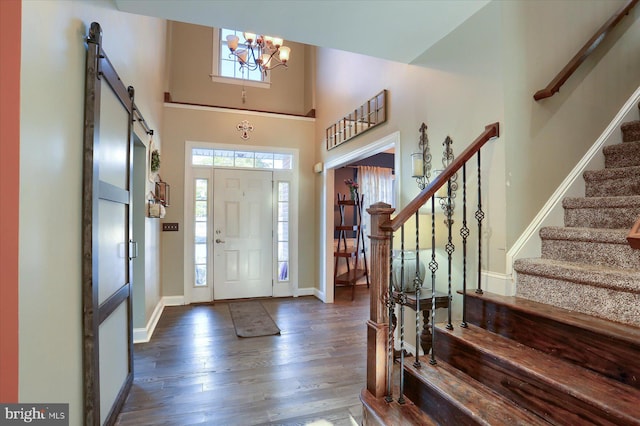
[621,119,640,142]
[540,226,640,268]
[540,226,630,243]
[584,165,640,181]
[563,194,640,208]
[434,323,640,425]
[403,357,548,426]
[563,195,640,228]
[584,165,640,197]
[604,140,640,168]
[514,258,640,293]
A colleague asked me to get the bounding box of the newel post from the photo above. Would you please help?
[366,202,394,397]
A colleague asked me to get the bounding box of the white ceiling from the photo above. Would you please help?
[114,0,490,64]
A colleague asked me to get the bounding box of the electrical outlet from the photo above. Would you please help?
[162,222,179,232]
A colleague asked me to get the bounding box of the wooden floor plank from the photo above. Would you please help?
[116,287,369,425]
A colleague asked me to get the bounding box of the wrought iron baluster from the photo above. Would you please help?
[460,164,469,328]
[475,151,484,294]
[429,195,438,365]
[398,225,406,404]
[385,238,394,403]
[414,211,421,368]
[445,179,454,330]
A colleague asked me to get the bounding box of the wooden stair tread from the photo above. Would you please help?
[403,356,548,425]
[360,388,437,426]
[461,290,640,345]
[463,290,640,390]
[435,323,640,424]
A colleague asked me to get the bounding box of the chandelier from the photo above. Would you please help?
[225,32,291,75]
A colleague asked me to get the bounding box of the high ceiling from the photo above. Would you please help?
[114,0,490,64]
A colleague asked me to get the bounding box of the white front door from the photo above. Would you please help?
[213,169,273,299]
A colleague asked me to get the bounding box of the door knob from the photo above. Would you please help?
[215,238,225,244]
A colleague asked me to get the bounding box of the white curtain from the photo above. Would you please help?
[358,166,394,260]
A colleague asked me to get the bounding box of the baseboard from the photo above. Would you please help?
[162,295,185,306]
[481,271,514,296]
[313,288,326,302]
[297,287,316,297]
[133,298,165,344]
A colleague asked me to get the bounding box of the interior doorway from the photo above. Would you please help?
[321,132,401,303]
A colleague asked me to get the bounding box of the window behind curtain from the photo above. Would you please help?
[359,166,394,259]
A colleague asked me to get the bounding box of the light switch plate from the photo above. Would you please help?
[162,223,179,231]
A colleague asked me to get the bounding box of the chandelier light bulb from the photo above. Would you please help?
[278,46,290,63]
[272,37,283,48]
[236,49,248,64]
[226,34,239,51]
[243,32,256,44]
[261,53,272,69]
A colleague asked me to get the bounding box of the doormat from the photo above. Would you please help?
[229,301,281,338]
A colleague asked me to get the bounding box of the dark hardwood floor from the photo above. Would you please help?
[116,286,369,426]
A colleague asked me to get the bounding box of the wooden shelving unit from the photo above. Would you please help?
[334,193,369,300]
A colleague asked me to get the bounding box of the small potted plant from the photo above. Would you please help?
[344,178,359,200]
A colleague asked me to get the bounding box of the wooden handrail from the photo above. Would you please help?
[533,0,638,101]
[628,217,640,249]
[382,122,499,232]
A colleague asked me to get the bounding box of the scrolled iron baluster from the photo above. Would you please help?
[385,239,394,403]
[460,164,469,328]
[445,179,454,330]
[398,225,406,404]
[475,151,484,294]
[428,195,438,365]
[414,211,421,368]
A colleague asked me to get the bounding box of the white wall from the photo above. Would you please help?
[19,1,166,423]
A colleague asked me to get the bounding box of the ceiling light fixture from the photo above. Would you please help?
[226,32,291,76]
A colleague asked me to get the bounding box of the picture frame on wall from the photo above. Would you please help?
[326,90,387,150]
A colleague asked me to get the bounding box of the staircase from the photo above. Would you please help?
[362,119,640,425]
[514,119,640,327]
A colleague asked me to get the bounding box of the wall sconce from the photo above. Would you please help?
[411,123,431,190]
[411,123,457,224]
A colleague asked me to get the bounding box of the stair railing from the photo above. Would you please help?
[365,122,499,402]
[533,0,638,101]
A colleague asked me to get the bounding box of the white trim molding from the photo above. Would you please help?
[165,102,315,122]
[322,131,401,303]
[296,287,317,297]
[133,295,184,344]
[481,270,514,296]
[163,295,185,306]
